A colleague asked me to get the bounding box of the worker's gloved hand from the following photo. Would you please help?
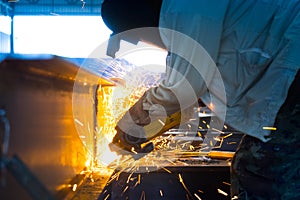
[109,94,153,155]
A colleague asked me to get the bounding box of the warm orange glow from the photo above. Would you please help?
[96,86,121,167]
[85,158,92,168]
[208,102,214,110]
[95,78,150,167]
[93,64,164,169]
[72,184,78,192]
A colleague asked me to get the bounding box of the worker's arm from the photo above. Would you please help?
[110,52,213,155]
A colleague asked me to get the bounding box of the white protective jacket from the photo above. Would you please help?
[142,0,300,142]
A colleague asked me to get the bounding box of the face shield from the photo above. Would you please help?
[106,28,166,58]
[106,32,140,58]
[101,0,162,58]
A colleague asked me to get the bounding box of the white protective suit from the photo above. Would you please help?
[141,0,300,142]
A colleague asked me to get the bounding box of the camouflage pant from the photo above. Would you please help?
[231,72,300,200]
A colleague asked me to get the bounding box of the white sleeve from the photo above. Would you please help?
[143,52,212,115]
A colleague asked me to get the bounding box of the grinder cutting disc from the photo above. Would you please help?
[109,110,184,161]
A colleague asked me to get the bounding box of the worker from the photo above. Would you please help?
[101,0,300,199]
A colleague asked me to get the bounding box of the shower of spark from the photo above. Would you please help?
[94,58,165,168]
[76,58,240,199]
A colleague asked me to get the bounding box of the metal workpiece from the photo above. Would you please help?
[68,169,112,200]
[99,160,231,200]
[0,55,96,199]
[5,155,55,200]
[98,127,242,200]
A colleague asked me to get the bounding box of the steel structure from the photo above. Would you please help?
[1,0,103,16]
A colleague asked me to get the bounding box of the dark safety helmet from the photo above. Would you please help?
[101,0,163,57]
[101,0,162,34]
